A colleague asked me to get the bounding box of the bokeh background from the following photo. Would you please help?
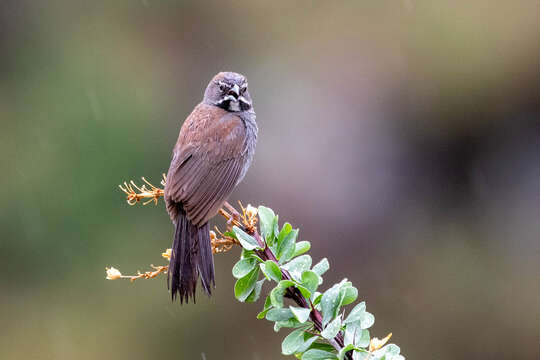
[1,1,539,359]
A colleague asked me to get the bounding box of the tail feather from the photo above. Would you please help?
[168,205,215,304]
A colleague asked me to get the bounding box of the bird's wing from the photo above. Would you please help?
[164,103,247,226]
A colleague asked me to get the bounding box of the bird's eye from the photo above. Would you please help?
[219,84,227,91]
[240,86,247,94]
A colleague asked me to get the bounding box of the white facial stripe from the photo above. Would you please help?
[239,96,250,105]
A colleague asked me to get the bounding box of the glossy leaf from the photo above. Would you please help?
[321,280,347,326]
[274,318,304,332]
[282,255,312,281]
[344,302,374,329]
[301,349,338,360]
[278,228,299,263]
[258,206,276,240]
[234,267,260,302]
[371,344,402,360]
[257,295,273,319]
[302,270,320,295]
[293,241,311,257]
[295,334,320,354]
[261,260,282,282]
[282,328,307,355]
[266,308,294,322]
[344,322,370,348]
[296,283,312,299]
[352,349,370,360]
[270,280,295,308]
[321,315,342,339]
[232,258,257,279]
[312,258,330,277]
[290,306,311,323]
[340,285,358,306]
[245,279,265,303]
[270,286,286,308]
[233,226,262,250]
[277,222,292,246]
[338,344,357,360]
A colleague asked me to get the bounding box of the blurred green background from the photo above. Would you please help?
[1,1,539,359]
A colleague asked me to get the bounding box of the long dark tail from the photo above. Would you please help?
[168,205,215,304]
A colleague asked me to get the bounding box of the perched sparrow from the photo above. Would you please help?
[164,72,258,303]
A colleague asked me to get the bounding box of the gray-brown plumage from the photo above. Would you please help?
[164,72,257,303]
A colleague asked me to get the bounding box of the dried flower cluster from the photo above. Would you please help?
[105,251,170,282]
[118,175,166,206]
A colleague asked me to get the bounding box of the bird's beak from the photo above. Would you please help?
[229,84,240,99]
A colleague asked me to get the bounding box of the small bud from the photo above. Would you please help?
[106,267,122,280]
[161,248,172,261]
[245,204,258,218]
[369,333,392,352]
[209,230,217,240]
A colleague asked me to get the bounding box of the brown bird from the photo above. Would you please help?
[164,72,258,303]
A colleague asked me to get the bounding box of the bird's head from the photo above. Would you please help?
[204,72,252,112]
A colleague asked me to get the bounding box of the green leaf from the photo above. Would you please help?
[240,249,264,263]
[357,330,370,348]
[282,255,312,281]
[321,315,342,339]
[245,279,265,303]
[274,318,303,332]
[233,226,262,250]
[307,343,337,353]
[302,270,320,295]
[295,334,320,354]
[232,258,258,278]
[343,302,374,329]
[301,349,338,360]
[344,322,370,347]
[282,328,307,355]
[352,349,370,360]
[340,285,358,306]
[320,280,346,326]
[290,306,311,323]
[272,215,280,243]
[360,311,375,330]
[270,286,286,308]
[296,283,312,299]
[278,279,296,289]
[234,267,260,302]
[260,260,282,282]
[266,308,294,322]
[270,280,295,308]
[258,206,276,240]
[312,292,323,305]
[371,344,401,360]
[312,258,330,277]
[257,296,273,319]
[278,228,298,263]
[277,222,292,246]
[338,344,357,360]
[240,248,253,259]
[293,241,311,257]
[344,302,365,323]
